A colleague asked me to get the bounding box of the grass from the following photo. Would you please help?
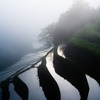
[69,37,100,56]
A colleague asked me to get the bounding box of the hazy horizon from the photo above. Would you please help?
[0,0,100,47]
[0,0,100,68]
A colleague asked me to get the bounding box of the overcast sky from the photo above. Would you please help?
[0,0,100,45]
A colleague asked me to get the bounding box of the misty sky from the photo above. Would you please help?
[0,0,100,48]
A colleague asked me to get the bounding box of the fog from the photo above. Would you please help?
[0,0,100,69]
[0,0,74,69]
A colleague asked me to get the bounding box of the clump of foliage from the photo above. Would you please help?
[39,0,98,46]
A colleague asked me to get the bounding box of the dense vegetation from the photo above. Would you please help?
[39,0,100,64]
[39,0,99,45]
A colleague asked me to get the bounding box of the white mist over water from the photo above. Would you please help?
[0,0,73,68]
[0,0,100,69]
[0,0,99,48]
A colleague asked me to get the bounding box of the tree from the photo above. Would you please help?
[39,23,56,47]
[39,0,97,46]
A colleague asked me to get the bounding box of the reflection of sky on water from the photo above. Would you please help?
[46,53,80,100]
[0,47,100,100]
[46,49,100,100]
[0,48,52,82]
[87,75,100,100]
[19,69,46,100]
[6,68,46,100]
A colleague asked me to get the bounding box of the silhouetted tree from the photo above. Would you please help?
[39,23,56,47]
